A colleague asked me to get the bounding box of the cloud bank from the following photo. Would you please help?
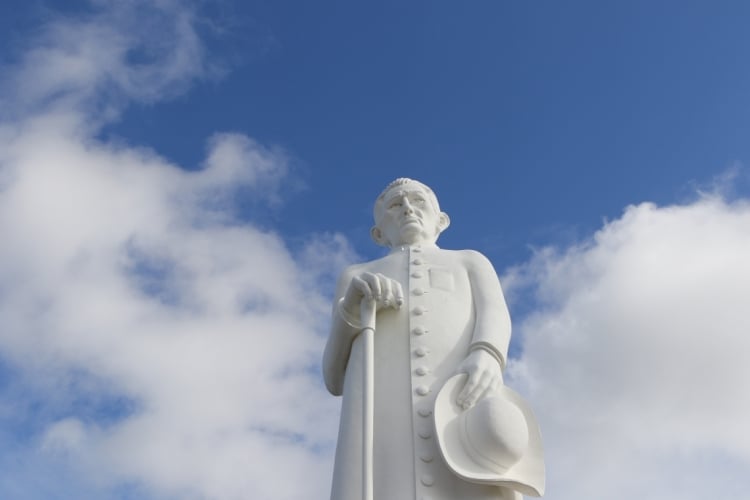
[506,194,750,500]
[0,2,350,499]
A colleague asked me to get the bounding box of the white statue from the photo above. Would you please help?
[323,178,544,500]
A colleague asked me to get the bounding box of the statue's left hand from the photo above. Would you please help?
[455,349,504,410]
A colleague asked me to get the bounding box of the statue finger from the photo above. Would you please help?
[456,371,480,409]
[379,278,393,307]
[362,273,382,300]
[392,280,404,307]
[463,371,492,409]
[489,375,501,393]
[351,275,372,299]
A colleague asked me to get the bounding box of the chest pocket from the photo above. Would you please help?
[429,267,455,291]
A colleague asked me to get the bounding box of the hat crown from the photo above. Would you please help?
[460,396,529,473]
[434,374,545,496]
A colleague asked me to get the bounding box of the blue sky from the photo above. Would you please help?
[102,0,750,256]
[0,1,749,499]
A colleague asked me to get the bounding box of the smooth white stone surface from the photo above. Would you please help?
[323,178,543,500]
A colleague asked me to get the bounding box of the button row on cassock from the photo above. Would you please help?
[410,252,436,491]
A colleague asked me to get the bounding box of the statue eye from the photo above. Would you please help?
[389,201,402,208]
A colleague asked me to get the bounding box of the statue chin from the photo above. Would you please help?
[397,226,433,246]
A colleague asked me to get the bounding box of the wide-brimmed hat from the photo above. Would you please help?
[434,374,545,497]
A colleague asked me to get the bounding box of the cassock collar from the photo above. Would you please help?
[389,242,440,254]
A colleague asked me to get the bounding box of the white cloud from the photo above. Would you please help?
[0,0,212,122]
[201,133,290,206]
[0,114,347,500]
[505,194,750,500]
[0,2,353,499]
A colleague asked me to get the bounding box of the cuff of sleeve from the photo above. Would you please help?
[337,298,363,329]
[470,342,506,370]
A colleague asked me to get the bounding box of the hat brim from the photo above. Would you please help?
[434,374,545,497]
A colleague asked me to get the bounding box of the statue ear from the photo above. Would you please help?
[371,226,388,246]
[437,212,451,233]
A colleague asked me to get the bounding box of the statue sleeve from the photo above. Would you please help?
[322,267,360,396]
[466,250,512,370]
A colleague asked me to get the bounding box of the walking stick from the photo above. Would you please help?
[360,298,377,500]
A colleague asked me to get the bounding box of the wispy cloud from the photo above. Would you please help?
[0,1,352,498]
[505,189,750,500]
[0,0,213,123]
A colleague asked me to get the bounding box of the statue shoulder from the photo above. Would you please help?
[334,257,385,289]
[454,249,495,270]
[338,255,388,277]
[337,262,365,283]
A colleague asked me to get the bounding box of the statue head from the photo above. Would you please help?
[371,178,450,247]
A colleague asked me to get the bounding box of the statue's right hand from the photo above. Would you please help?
[342,272,404,315]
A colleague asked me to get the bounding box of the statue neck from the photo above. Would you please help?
[388,241,440,254]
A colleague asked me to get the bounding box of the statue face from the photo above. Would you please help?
[376,184,445,247]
